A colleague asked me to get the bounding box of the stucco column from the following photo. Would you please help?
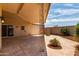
[26,23,44,35]
[27,4,45,35]
[0,5,2,49]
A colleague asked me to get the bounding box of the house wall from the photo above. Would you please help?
[3,16,29,37]
[3,18,42,37]
[3,10,44,37]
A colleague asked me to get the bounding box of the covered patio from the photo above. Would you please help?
[0,3,50,56]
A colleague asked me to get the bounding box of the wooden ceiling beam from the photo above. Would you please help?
[17,3,24,13]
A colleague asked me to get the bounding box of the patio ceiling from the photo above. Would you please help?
[2,3,50,25]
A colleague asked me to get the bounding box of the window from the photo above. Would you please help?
[21,26,25,30]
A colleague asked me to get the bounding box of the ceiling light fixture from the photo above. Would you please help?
[0,16,5,23]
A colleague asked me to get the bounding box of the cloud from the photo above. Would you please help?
[54,9,79,15]
[48,3,79,19]
[62,3,79,8]
[46,18,79,23]
[63,4,73,7]
[48,9,79,19]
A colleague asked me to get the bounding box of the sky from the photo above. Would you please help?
[45,3,79,27]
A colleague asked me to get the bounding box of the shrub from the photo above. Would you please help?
[46,33,50,36]
[73,23,79,42]
[75,44,79,51]
[49,38,61,47]
[75,23,79,36]
[60,27,70,36]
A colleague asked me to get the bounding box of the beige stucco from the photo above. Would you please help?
[3,11,28,37]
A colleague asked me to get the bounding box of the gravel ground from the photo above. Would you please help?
[44,35,78,56]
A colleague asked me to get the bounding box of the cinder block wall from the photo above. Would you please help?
[45,26,75,35]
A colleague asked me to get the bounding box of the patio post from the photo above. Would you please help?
[0,5,2,49]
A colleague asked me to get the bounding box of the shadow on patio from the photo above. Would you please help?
[0,34,47,56]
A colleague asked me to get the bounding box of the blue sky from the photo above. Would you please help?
[45,3,79,27]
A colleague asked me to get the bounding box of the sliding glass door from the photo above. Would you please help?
[2,25,14,37]
[2,25,7,36]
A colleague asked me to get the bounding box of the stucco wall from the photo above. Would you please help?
[45,26,76,35]
[3,16,29,37]
[3,11,44,37]
[3,18,42,37]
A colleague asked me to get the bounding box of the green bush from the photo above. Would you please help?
[49,38,61,47]
[60,27,70,36]
[75,23,79,36]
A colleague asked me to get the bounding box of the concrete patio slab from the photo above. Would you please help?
[0,35,47,56]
